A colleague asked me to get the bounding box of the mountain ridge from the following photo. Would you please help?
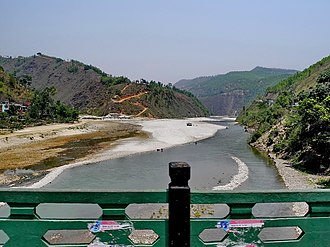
[175,67,298,116]
[0,54,209,118]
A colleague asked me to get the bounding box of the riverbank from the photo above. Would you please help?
[253,137,330,189]
[269,153,314,189]
[2,117,327,191]
[249,123,330,190]
[269,153,330,189]
[1,118,225,188]
[0,120,142,186]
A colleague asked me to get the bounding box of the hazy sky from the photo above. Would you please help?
[1,0,330,84]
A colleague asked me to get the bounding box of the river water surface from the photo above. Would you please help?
[46,119,285,191]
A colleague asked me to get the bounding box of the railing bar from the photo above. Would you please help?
[191,190,330,204]
[0,191,168,204]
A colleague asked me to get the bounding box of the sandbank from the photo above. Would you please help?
[0,121,92,150]
[25,118,226,188]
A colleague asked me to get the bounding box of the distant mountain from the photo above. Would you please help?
[175,67,298,116]
[0,54,209,118]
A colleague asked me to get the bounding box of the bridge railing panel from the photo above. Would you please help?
[190,191,330,247]
[0,163,329,246]
[0,190,167,246]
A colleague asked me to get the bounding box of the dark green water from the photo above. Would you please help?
[46,120,285,191]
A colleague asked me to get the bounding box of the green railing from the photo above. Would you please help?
[0,163,329,246]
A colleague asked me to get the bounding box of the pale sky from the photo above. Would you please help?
[1,0,330,84]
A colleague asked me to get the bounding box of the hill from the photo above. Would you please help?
[0,65,79,129]
[0,54,209,118]
[0,66,32,105]
[237,55,330,175]
[175,67,297,116]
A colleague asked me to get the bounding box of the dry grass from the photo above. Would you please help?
[0,121,142,171]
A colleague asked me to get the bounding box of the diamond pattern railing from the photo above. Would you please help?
[0,162,329,246]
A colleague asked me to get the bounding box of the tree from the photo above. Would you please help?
[19,75,32,86]
[9,74,16,87]
[29,87,79,122]
[29,87,56,119]
[283,82,330,172]
[317,70,330,84]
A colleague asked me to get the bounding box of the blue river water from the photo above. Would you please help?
[46,119,285,191]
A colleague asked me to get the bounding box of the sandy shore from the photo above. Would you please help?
[252,133,329,190]
[269,154,315,189]
[269,153,330,190]
[20,118,225,188]
[0,121,91,150]
[0,120,141,186]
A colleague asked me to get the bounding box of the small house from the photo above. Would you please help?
[1,101,9,113]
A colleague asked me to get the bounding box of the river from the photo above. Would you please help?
[45,119,285,191]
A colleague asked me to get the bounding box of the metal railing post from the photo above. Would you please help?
[168,162,191,247]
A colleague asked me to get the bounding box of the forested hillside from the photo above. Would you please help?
[237,55,330,175]
[0,66,78,129]
[0,54,209,118]
[0,65,32,104]
[175,67,297,116]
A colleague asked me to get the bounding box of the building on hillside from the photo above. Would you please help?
[1,101,30,114]
[12,103,28,113]
[1,101,9,113]
[267,99,275,106]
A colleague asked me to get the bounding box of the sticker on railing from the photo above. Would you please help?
[88,220,133,233]
[217,244,257,247]
[234,245,257,247]
[88,237,133,246]
[216,220,264,232]
[214,220,264,246]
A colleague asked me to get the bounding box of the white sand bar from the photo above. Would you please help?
[26,118,225,188]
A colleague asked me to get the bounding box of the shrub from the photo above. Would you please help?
[249,130,262,143]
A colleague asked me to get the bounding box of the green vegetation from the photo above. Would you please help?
[317,178,330,188]
[0,69,32,103]
[175,67,297,115]
[238,55,330,174]
[101,79,209,118]
[19,75,32,86]
[141,80,209,117]
[101,75,131,86]
[172,85,209,115]
[67,65,78,73]
[29,87,79,123]
[0,54,209,118]
[277,74,330,173]
[1,86,79,129]
[84,64,106,75]
[0,69,79,130]
[83,62,132,87]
